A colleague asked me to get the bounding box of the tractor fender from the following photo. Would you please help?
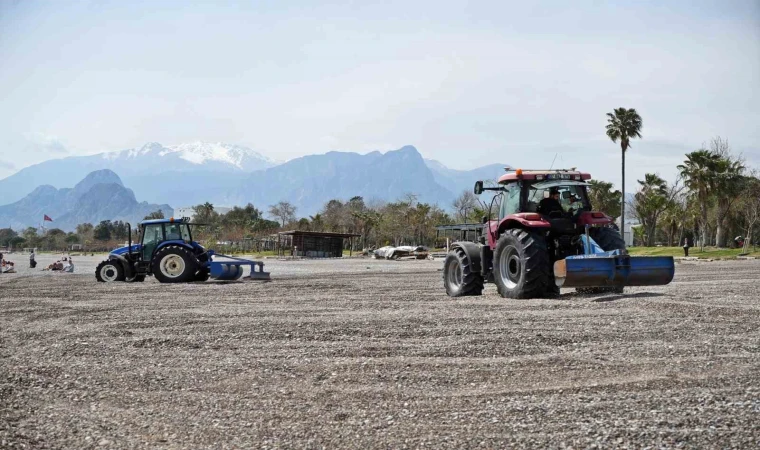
[576,211,614,227]
[450,241,483,275]
[154,240,196,254]
[108,254,135,278]
[498,215,551,234]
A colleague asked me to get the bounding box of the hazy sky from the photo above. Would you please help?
[1,0,758,192]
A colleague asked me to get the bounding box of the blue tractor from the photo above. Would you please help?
[95,218,270,283]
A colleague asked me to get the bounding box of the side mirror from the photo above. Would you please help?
[473,181,484,195]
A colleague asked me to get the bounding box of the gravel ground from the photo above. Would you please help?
[1,255,759,449]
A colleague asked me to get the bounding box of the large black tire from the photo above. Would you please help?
[95,259,125,282]
[576,227,627,294]
[194,269,211,282]
[151,246,199,283]
[493,229,553,299]
[443,247,484,297]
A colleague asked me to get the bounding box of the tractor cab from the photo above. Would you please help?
[139,219,194,261]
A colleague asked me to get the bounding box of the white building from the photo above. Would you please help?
[616,218,639,247]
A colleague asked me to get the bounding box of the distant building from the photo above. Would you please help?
[277,230,360,257]
[616,218,638,247]
[174,206,232,220]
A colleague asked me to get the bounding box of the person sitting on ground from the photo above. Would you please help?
[537,188,564,216]
[2,260,16,273]
[44,261,65,271]
[63,258,75,273]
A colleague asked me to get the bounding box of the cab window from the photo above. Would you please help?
[164,223,189,241]
[500,184,522,218]
[529,183,589,213]
[141,224,164,260]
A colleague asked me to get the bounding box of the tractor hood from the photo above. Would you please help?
[110,244,142,256]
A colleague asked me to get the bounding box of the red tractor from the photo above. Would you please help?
[443,168,674,298]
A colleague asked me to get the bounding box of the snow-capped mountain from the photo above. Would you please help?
[102,141,277,172]
[0,141,278,204]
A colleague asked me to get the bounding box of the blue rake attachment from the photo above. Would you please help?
[554,250,674,288]
[208,254,271,281]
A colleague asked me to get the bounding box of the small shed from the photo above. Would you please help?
[278,230,361,258]
[435,223,485,243]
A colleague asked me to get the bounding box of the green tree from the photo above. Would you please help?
[0,228,18,247]
[631,174,681,246]
[297,217,310,230]
[708,138,745,247]
[737,173,760,252]
[309,214,324,232]
[94,220,113,241]
[678,149,721,249]
[192,202,218,224]
[143,210,165,220]
[8,236,25,250]
[22,227,40,248]
[587,180,622,219]
[606,107,643,231]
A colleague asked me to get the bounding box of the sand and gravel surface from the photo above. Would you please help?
[1,254,759,449]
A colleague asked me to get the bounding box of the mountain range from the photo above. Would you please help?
[0,142,508,224]
[0,170,172,231]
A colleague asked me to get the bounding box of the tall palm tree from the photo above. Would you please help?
[606,108,643,236]
[677,149,720,250]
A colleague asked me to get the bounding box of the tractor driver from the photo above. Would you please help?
[537,187,564,216]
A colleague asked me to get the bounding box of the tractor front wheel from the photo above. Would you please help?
[95,260,125,282]
[152,246,199,283]
[493,229,553,299]
[443,247,484,296]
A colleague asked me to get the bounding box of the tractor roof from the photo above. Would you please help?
[140,217,188,225]
[498,169,591,184]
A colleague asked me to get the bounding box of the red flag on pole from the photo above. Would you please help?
[44,214,53,222]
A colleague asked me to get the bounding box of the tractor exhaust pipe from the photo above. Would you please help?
[127,222,132,257]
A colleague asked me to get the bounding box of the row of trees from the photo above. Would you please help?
[626,137,758,250]
[605,108,758,250]
[188,195,453,250]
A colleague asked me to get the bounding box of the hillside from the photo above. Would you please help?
[0,170,172,231]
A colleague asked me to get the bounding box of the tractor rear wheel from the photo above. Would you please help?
[576,227,627,295]
[152,246,199,283]
[443,247,484,296]
[95,260,125,282]
[493,229,553,299]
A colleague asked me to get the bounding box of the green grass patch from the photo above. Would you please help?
[627,246,760,258]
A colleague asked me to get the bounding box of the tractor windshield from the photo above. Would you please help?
[164,223,192,241]
[525,181,590,213]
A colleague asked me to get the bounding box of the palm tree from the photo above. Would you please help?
[712,156,745,247]
[606,107,643,236]
[677,150,720,250]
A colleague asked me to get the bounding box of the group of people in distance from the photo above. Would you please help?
[0,250,75,274]
[42,255,75,272]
